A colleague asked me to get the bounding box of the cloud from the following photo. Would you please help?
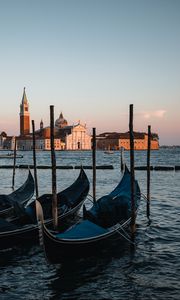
[111,110,167,120]
[141,110,166,119]
[143,113,151,119]
[153,110,166,118]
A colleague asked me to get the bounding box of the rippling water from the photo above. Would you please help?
[0,148,180,299]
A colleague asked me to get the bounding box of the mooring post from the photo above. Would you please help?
[92,127,96,203]
[50,105,58,230]
[120,146,124,172]
[147,125,151,221]
[32,120,41,246]
[129,104,136,234]
[32,120,39,199]
[12,137,17,190]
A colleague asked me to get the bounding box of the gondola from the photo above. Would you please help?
[0,170,35,218]
[0,167,89,250]
[37,166,141,263]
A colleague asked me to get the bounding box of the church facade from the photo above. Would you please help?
[65,123,92,150]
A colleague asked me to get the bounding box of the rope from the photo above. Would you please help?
[140,193,152,225]
[141,193,148,201]
[113,223,136,245]
[86,194,94,203]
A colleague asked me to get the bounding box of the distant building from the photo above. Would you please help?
[0,132,7,149]
[17,136,63,151]
[55,112,68,129]
[64,123,91,150]
[0,132,16,150]
[53,114,91,150]
[96,131,159,150]
[0,88,159,151]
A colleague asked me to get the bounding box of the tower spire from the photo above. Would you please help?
[22,87,28,104]
[40,119,43,130]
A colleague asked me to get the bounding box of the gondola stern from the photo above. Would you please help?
[35,200,47,248]
[36,200,45,225]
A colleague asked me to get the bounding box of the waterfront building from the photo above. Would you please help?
[0,132,16,150]
[17,136,63,151]
[64,123,91,150]
[0,132,7,149]
[54,114,91,150]
[96,131,159,150]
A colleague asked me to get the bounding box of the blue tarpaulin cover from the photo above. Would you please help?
[56,220,108,239]
[85,168,140,228]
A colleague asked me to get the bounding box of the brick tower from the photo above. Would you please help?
[20,87,30,136]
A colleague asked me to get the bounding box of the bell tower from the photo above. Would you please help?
[20,87,30,136]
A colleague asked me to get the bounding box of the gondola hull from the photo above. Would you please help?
[0,199,84,249]
[0,170,35,218]
[42,219,131,263]
[0,168,89,250]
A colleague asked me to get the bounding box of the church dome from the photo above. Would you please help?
[55,112,68,128]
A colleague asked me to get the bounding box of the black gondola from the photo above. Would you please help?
[0,168,89,250]
[37,166,141,263]
[0,170,35,218]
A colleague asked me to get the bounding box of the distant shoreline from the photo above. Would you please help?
[160,145,180,148]
[0,146,180,151]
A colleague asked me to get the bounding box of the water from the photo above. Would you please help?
[0,149,180,299]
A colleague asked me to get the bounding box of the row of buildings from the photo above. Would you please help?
[0,88,159,151]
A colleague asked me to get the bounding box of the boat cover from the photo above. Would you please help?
[85,169,140,228]
[56,220,108,239]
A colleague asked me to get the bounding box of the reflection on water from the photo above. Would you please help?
[0,149,180,299]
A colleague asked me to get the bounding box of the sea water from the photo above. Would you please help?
[0,148,180,299]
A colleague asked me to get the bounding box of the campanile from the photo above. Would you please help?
[19,87,30,136]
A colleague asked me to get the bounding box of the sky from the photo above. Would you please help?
[0,0,179,145]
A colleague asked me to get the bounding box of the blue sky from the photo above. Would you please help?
[0,0,179,145]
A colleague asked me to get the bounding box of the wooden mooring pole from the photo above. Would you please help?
[32,120,39,199]
[147,125,151,221]
[12,137,17,190]
[50,105,58,230]
[120,147,124,172]
[129,104,136,234]
[92,127,96,203]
